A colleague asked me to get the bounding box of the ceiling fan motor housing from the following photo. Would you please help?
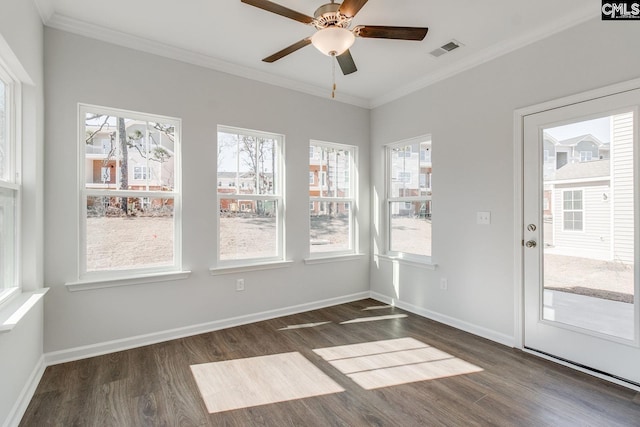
[313,3,351,29]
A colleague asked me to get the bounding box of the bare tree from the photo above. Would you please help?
[118,117,129,213]
[85,115,174,215]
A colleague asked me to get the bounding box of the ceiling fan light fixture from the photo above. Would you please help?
[311,27,355,56]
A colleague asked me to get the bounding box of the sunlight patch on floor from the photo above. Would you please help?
[340,314,408,324]
[191,352,344,413]
[278,321,332,331]
[362,305,394,311]
[314,337,483,390]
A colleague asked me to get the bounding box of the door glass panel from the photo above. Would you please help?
[541,113,635,340]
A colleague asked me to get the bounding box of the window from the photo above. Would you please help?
[217,126,283,264]
[563,189,583,231]
[580,151,593,162]
[397,171,411,183]
[543,150,550,162]
[79,104,181,277]
[309,141,356,255]
[309,171,314,185]
[386,136,432,259]
[420,148,431,162]
[133,165,148,180]
[0,67,18,302]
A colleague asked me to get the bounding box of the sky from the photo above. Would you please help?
[544,116,611,143]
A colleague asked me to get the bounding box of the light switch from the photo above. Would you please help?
[477,211,491,225]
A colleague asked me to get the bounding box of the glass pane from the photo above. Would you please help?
[389,200,431,257]
[310,202,351,253]
[217,132,277,196]
[219,199,278,261]
[0,80,7,181]
[318,147,351,198]
[0,187,16,289]
[389,140,432,198]
[542,113,635,340]
[85,196,174,271]
[84,115,175,191]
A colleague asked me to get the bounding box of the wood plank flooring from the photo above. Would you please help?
[20,299,640,426]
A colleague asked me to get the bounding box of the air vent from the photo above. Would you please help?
[429,40,462,58]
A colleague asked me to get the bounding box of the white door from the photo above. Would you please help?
[523,88,640,386]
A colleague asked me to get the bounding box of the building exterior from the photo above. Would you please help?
[85,119,175,214]
[544,112,633,263]
[309,144,351,215]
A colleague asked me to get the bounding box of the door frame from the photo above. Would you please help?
[513,77,640,390]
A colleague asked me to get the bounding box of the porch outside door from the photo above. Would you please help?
[523,88,640,386]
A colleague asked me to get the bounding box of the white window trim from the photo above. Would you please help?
[304,253,366,265]
[385,135,433,264]
[215,125,286,268]
[65,270,191,292]
[0,62,21,308]
[133,165,148,180]
[309,140,358,258]
[209,260,293,275]
[77,104,183,282]
[0,288,49,333]
[562,188,585,232]
[579,151,593,162]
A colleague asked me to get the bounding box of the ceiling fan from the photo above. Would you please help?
[241,0,429,76]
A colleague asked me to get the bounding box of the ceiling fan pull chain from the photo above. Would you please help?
[331,52,336,98]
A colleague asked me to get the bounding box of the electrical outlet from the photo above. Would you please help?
[477,211,491,225]
[236,279,245,291]
[440,278,448,290]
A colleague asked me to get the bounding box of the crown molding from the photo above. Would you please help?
[44,13,371,109]
[369,4,599,108]
[44,3,598,110]
[32,0,54,24]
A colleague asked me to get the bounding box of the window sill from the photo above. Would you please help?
[209,260,294,275]
[0,288,49,333]
[304,253,366,265]
[65,270,192,292]
[374,254,438,270]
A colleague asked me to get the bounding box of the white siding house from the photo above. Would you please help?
[611,112,634,263]
[545,112,634,263]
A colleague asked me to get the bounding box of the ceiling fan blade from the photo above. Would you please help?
[241,0,314,24]
[338,0,368,18]
[354,25,429,41]
[262,38,312,63]
[336,50,357,75]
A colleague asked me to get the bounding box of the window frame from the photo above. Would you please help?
[385,135,433,263]
[77,103,183,281]
[0,64,20,306]
[579,151,593,162]
[215,125,285,267]
[308,140,358,258]
[562,189,584,232]
[133,165,148,180]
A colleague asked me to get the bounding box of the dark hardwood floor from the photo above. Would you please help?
[20,299,640,426]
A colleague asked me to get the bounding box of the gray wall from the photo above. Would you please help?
[370,18,640,342]
[43,29,371,354]
[0,0,45,424]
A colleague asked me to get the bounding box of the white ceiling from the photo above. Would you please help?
[34,0,598,107]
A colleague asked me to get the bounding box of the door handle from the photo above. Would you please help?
[525,240,537,248]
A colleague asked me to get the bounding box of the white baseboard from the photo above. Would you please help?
[369,291,515,347]
[3,356,46,427]
[45,291,370,366]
